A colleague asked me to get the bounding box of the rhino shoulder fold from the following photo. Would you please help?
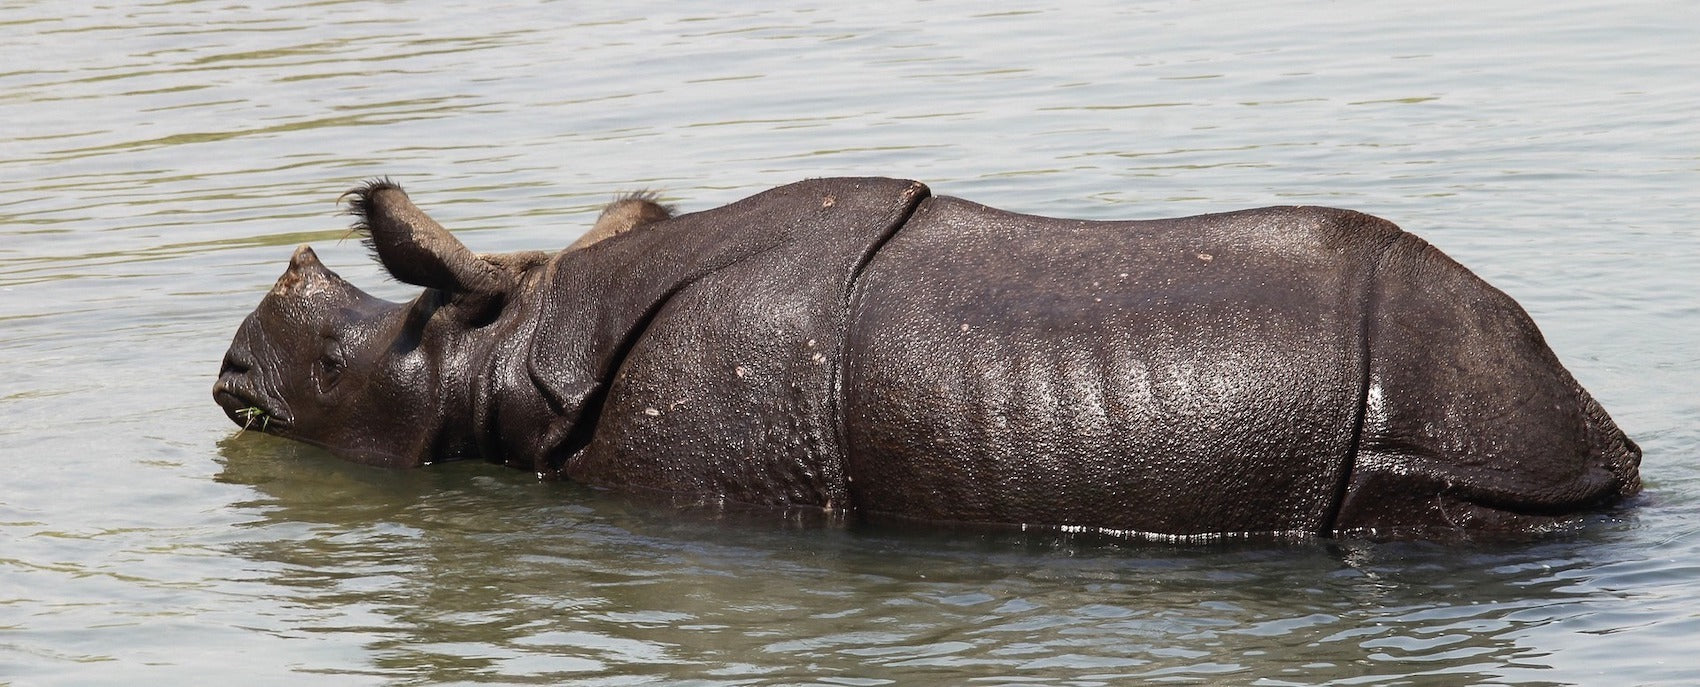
[515,178,931,502]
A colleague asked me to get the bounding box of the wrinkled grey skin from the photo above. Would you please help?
[214,177,1641,539]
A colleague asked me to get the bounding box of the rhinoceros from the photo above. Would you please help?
[213,177,1641,539]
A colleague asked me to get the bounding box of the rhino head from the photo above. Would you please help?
[212,181,668,467]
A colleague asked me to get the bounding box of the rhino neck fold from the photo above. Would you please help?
[466,268,554,471]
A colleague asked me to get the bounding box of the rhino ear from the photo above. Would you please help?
[342,179,507,297]
[567,191,674,251]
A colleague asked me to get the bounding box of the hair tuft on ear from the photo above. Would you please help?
[338,178,403,269]
[568,189,677,251]
[613,189,676,216]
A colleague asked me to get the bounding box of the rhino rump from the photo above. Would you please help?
[841,196,1638,537]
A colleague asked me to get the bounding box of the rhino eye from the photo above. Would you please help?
[316,341,347,394]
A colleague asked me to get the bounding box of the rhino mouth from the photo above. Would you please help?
[212,386,290,435]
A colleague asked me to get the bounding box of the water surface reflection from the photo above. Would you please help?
[215,435,1649,685]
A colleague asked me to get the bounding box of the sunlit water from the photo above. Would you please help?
[3,1,1697,685]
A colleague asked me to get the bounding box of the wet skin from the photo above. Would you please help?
[215,178,1641,540]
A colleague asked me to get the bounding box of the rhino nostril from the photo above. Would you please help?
[218,351,253,379]
[212,357,260,414]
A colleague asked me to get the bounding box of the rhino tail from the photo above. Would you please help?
[1576,384,1643,501]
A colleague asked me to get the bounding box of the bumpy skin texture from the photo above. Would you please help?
[214,177,1642,539]
[844,199,1374,534]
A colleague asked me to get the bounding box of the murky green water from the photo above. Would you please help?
[3,1,1698,684]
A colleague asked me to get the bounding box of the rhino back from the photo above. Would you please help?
[532,177,929,507]
[842,198,1403,536]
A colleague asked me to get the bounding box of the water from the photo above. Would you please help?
[3,1,1698,684]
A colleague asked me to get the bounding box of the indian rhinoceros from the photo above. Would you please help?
[213,177,1641,539]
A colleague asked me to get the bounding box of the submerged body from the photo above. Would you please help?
[214,177,1640,539]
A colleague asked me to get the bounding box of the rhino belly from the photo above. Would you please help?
[841,197,1390,536]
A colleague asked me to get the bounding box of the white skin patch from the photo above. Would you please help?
[1364,378,1389,434]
